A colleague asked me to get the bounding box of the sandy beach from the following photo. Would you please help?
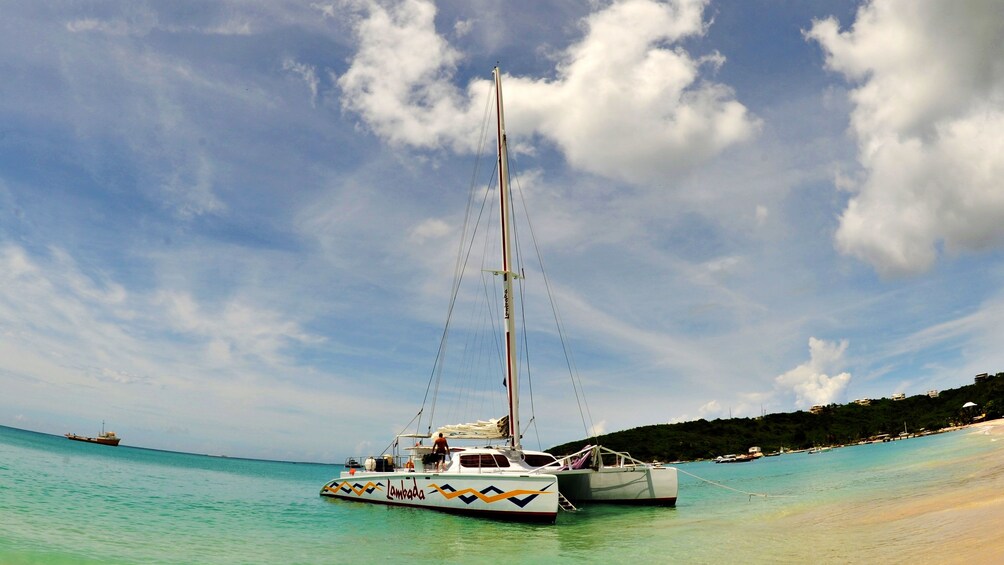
[766,419,1004,564]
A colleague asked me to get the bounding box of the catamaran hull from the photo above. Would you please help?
[320,472,559,523]
[555,466,678,506]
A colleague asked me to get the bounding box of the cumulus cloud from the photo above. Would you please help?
[808,1,1004,276]
[509,0,759,185]
[335,0,483,152]
[337,0,758,184]
[774,337,852,408]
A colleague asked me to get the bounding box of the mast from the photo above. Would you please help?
[494,66,520,450]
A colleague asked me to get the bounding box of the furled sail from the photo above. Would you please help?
[433,416,509,440]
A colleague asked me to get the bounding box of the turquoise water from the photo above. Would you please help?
[2,425,1003,563]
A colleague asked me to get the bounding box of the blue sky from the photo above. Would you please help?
[3,0,1004,462]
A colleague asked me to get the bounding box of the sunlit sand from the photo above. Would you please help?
[764,419,1004,563]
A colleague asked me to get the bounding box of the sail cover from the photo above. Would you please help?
[434,416,509,440]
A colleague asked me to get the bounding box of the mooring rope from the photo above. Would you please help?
[675,467,794,502]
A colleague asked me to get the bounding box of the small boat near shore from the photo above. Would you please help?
[65,422,120,446]
[715,446,762,463]
[715,453,755,463]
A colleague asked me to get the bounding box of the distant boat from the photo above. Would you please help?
[65,421,120,446]
[715,453,755,463]
[807,446,830,454]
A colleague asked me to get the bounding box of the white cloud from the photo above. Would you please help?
[335,0,481,151]
[774,337,852,408]
[162,154,225,219]
[808,1,1004,276]
[0,243,386,459]
[0,244,318,375]
[589,420,607,436]
[66,8,253,37]
[410,218,452,243]
[698,399,721,418]
[338,0,759,184]
[156,290,318,366]
[508,0,759,185]
[283,59,320,107]
[66,18,137,35]
[454,18,474,38]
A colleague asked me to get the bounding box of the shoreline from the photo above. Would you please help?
[769,417,1004,563]
[965,416,1004,434]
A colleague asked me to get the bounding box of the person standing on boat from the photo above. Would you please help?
[433,433,450,472]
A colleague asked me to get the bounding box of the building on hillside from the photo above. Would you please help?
[975,373,989,383]
[927,390,939,398]
[809,404,825,414]
[853,398,871,406]
[891,393,906,401]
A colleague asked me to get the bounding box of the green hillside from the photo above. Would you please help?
[548,375,1004,462]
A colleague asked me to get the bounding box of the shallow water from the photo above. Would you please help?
[2,425,1002,563]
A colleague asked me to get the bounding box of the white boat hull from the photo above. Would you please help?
[320,471,559,523]
[555,466,678,506]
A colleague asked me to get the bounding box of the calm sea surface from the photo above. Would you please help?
[2,424,1003,564]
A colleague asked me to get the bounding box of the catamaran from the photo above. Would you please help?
[320,66,676,521]
[320,67,559,523]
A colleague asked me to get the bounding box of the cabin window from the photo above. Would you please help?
[523,454,557,467]
[459,454,511,468]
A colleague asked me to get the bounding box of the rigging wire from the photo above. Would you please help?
[506,163,539,449]
[414,74,598,447]
[381,410,424,456]
[509,154,597,440]
[504,159,544,449]
[418,84,495,435]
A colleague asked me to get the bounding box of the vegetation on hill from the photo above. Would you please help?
[548,376,1004,462]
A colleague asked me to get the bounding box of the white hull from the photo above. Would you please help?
[321,470,559,523]
[555,466,678,505]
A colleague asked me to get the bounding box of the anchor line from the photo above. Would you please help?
[674,468,795,501]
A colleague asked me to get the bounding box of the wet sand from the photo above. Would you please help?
[769,419,1004,563]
